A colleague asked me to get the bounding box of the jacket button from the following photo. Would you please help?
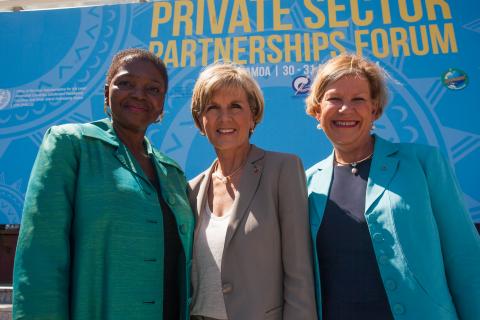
[222,283,233,294]
[393,303,405,315]
[372,233,384,242]
[167,195,176,205]
[385,279,397,291]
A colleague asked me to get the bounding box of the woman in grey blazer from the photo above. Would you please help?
[188,62,317,320]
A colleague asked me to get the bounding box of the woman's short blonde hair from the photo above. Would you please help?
[191,62,265,132]
[305,53,389,118]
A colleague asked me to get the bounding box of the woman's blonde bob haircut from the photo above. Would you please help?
[191,62,265,133]
[305,53,389,118]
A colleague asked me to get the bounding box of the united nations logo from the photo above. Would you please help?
[441,68,468,90]
[0,89,11,109]
[0,5,133,140]
[292,76,311,95]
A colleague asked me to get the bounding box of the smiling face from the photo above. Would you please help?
[318,75,379,153]
[201,86,254,154]
[105,59,166,135]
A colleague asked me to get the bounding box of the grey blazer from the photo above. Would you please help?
[189,145,317,320]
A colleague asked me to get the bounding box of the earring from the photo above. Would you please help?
[250,127,254,134]
[154,113,163,123]
[315,113,322,130]
[371,122,376,130]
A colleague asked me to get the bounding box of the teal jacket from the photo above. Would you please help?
[13,119,195,320]
[307,135,480,320]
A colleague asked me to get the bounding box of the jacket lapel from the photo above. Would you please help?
[151,145,195,256]
[308,136,400,222]
[80,119,119,147]
[365,136,399,214]
[115,144,151,183]
[195,163,215,219]
[308,154,334,233]
[224,145,265,249]
[81,119,150,184]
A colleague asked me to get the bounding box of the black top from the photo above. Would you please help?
[316,159,393,320]
[150,176,181,320]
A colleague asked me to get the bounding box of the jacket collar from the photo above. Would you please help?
[80,118,182,172]
[307,153,334,232]
[80,118,119,146]
[365,135,399,213]
[81,119,193,254]
[307,153,334,196]
[194,145,265,248]
[309,135,400,222]
[195,162,214,221]
[224,144,265,248]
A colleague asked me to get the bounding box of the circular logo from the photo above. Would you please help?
[441,68,468,90]
[0,89,11,109]
[292,76,311,95]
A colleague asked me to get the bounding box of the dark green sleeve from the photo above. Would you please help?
[13,126,78,320]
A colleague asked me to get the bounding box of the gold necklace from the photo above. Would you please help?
[335,152,373,175]
[212,158,248,184]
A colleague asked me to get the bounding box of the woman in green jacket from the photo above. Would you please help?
[13,48,194,320]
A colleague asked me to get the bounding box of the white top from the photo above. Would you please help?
[190,201,232,319]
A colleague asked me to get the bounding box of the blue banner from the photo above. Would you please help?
[0,0,479,224]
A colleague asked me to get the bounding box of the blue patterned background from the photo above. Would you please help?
[0,0,479,224]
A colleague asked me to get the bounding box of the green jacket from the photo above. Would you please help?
[13,119,195,320]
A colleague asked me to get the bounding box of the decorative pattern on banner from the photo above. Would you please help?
[0,0,479,224]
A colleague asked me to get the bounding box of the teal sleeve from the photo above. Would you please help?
[424,148,480,319]
[13,126,78,320]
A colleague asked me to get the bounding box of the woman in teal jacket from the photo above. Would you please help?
[13,48,194,319]
[305,54,480,319]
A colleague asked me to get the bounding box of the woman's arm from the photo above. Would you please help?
[278,155,318,320]
[424,148,480,320]
[13,126,78,320]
